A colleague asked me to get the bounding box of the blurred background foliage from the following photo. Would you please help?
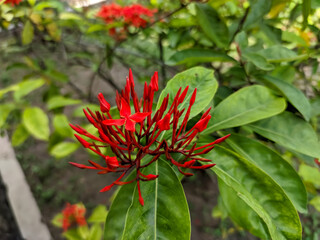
[0,0,320,239]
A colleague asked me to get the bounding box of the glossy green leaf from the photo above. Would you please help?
[258,46,307,62]
[104,170,136,240]
[195,3,229,48]
[248,111,320,158]
[53,114,73,137]
[50,142,79,158]
[218,179,270,239]
[22,107,50,141]
[47,96,81,110]
[168,49,235,65]
[0,103,15,128]
[157,67,217,124]
[206,145,302,239]
[244,0,272,29]
[22,20,34,45]
[242,51,274,71]
[261,75,311,121]
[226,133,307,213]
[13,78,45,101]
[203,85,286,133]
[11,124,29,146]
[121,159,190,240]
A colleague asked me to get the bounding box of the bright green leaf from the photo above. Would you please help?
[14,78,45,101]
[310,196,320,212]
[157,67,217,125]
[0,103,15,128]
[226,133,308,213]
[89,224,103,240]
[11,124,29,146]
[261,75,311,121]
[121,159,191,240]
[298,164,320,188]
[51,213,63,228]
[168,49,235,66]
[22,20,34,45]
[59,12,82,20]
[53,114,73,137]
[50,142,79,158]
[0,84,19,99]
[203,85,286,133]
[195,3,229,48]
[206,145,302,239]
[248,111,320,158]
[88,205,108,223]
[23,107,49,141]
[47,96,81,110]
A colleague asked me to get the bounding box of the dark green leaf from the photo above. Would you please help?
[248,111,320,158]
[244,0,272,29]
[203,85,286,133]
[226,133,307,213]
[157,67,217,125]
[242,52,274,71]
[302,0,311,28]
[206,146,302,239]
[168,49,235,66]
[261,75,311,121]
[121,159,191,240]
[22,107,50,141]
[195,3,229,48]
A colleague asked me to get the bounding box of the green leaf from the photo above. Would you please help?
[88,205,108,223]
[0,84,19,99]
[248,111,320,158]
[104,171,136,240]
[218,179,270,239]
[261,75,311,121]
[157,67,217,124]
[63,229,82,240]
[121,159,190,240]
[195,3,229,48]
[50,142,79,158]
[271,65,296,83]
[59,12,82,20]
[258,46,307,62]
[242,51,274,71]
[73,104,100,117]
[298,164,320,188]
[11,124,29,146]
[310,97,320,118]
[47,96,81,110]
[53,114,73,137]
[206,145,302,239]
[51,213,63,228]
[202,85,286,133]
[0,103,15,128]
[22,107,50,141]
[89,224,103,240]
[168,49,235,65]
[302,0,311,28]
[310,196,320,212]
[14,78,45,101]
[244,0,272,29]
[22,20,34,45]
[226,133,307,213]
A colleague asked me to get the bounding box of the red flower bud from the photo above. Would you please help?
[74,134,90,148]
[150,71,158,91]
[144,174,159,180]
[190,88,197,105]
[106,156,119,168]
[178,86,189,104]
[98,93,111,112]
[183,160,196,168]
[194,115,211,132]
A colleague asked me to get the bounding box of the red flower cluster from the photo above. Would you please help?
[70,69,230,206]
[4,0,22,5]
[97,3,156,39]
[61,203,86,231]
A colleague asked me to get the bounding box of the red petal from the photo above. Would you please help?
[125,119,136,131]
[150,71,158,91]
[98,93,111,112]
[157,113,171,131]
[129,112,151,122]
[120,98,131,117]
[102,118,125,126]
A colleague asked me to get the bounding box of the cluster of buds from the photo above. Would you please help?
[70,69,230,206]
[61,203,86,231]
[3,0,22,5]
[97,3,156,39]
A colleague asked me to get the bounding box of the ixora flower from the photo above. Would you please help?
[3,0,22,5]
[97,3,156,39]
[61,203,86,231]
[70,69,230,206]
